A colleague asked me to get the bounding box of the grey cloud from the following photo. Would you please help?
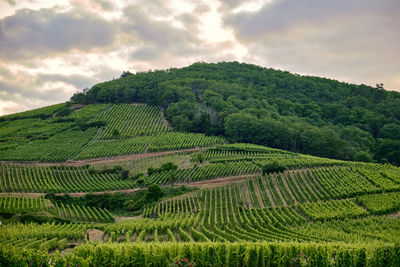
[224,0,400,90]
[226,0,400,38]
[36,73,99,90]
[131,46,159,60]
[0,8,117,61]
[91,0,114,11]
[122,4,203,61]
[5,0,16,6]
[218,0,246,10]
[0,79,69,102]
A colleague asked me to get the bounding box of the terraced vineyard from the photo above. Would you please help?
[0,195,50,213]
[0,165,135,192]
[0,103,225,162]
[1,106,400,266]
[97,104,171,138]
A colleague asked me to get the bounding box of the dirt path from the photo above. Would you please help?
[306,169,329,197]
[114,215,142,223]
[242,181,253,209]
[160,109,171,129]
[0,147,206,167]
[175,174,257,188]
[261,176,275,206]
[287,171,307,201]
[252,177,265,208]
[295,170,321,201]
[271,174,287,206]
[391,210,400,218]
[86,229,104,242]
[0,192,45,197]
[55,188,143,197]
[281,172,297,205]
[0,174,256,198]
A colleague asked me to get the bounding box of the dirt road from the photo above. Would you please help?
[0,147,205,167]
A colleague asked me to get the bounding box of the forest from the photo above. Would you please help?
[70,62,400,165]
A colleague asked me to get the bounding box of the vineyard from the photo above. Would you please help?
[1,104,400,266]
[0,103,225,162]
[0,165,135,193]
[96,104,171,138]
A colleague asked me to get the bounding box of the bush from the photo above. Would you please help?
[55,107,73,117]
[193,153,205,163]
[121,170,129,180]
[262,161,286,175]
[160,162,178,172]
[112,129,120,138]
[145,184,163,202]
[148,162,178,176]
[131,173,144,181]
[354,151,373,162]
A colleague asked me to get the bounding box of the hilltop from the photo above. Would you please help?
[1,62,399,165]
[1,62,400,266]
[71,62,400,165]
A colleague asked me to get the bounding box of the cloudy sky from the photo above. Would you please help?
[0,0,399,115]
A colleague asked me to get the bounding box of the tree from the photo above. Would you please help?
[379,123,400,140]
[354,151,373,163]
[112,129,120,138]
[121,170,129,180]
[194,153,205,163]
[145,184,163,202]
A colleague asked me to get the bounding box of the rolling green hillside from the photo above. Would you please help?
[1,63,400,266]
[1,140,400,266]
[0,103,224,162]
[71,62,400,165]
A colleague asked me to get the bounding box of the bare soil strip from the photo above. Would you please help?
[0,192,45,197]
[243,181,253,209]
[391,210,400,218]
[271,174,287,206]
[295,170,321,201]
[261,176,276,206]
[55,188,142,197]
[281,172,297,205]
[0,174,257,198]
[160,110,171,128]
[288,171,307,201]
[114,215,143,223]
[306,169,327,195]
[176,174,258,188]
[0,147,205,167]
[252,177,265,208]
[86,229,104,242]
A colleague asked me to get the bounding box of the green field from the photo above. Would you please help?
[0,103,225,162]
[1,103,400,266]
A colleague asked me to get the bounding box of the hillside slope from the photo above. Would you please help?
[1,62,400,266]
[0,103,224,162]
[71,62,400,165]
[1,142,400,266]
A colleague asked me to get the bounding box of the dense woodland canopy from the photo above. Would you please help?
[71,62,400,165]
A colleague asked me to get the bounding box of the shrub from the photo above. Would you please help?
[262,161,286,175]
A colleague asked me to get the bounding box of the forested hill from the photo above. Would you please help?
[71,62,400,165]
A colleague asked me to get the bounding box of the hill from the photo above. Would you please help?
[0,103,224,162]
[1,142,400,265]
[70,62,400,165]
[1,62,400,266]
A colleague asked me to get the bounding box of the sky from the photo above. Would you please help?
[0,0,399,115]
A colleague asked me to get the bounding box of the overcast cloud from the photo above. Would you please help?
[0,0,399,115]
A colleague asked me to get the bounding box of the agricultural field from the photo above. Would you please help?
[0,103,225,162]
[1,109,400,266]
